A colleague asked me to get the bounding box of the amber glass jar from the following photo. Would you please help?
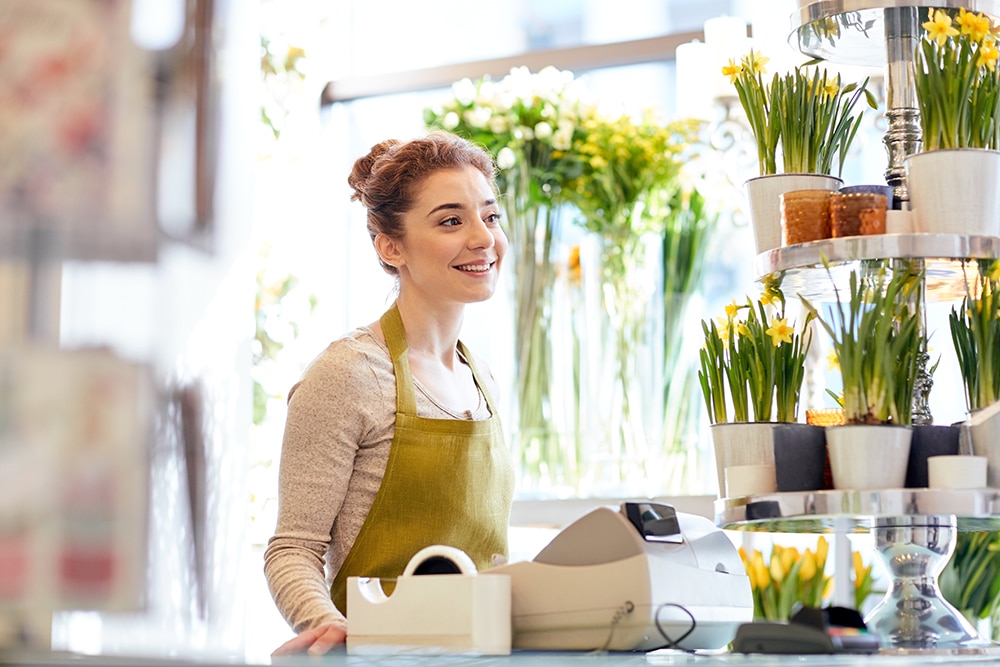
[830,192,888,237]
[780,189,833,246]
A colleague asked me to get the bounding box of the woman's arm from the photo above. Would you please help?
[263,336,392,636]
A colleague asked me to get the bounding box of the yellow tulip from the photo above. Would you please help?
[751,551,771,589]
[799,550,817,580]
[780,546,799,574]
[816,535,829,569]
[770,552,786,583]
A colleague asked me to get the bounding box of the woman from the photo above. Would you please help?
[264,132,514,656]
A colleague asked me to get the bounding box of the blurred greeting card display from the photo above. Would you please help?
[0,0,156,261]
[0,348,152,640]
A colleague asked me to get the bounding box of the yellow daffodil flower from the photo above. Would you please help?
[722,58,744,83]
[827,349,840,371]
[978,37,999,71]
[766,317,794,347]
[924,8,960,46]
[958,8,992,42]
[823,79,840,98]
[737,322,750,338]
[725,299,741,319]
[747,51,769,76]
[715,316,731,344]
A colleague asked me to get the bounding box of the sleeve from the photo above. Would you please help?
[262,340,385,632]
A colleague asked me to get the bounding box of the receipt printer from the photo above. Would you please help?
[488,502,753,651]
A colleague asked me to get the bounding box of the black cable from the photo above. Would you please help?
[654,602,697,652]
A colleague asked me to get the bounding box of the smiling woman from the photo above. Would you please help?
[263,132,515,656]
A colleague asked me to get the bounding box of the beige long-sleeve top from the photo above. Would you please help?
[262,326,496,633]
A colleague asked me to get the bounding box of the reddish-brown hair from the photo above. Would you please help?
[347,131,497,275]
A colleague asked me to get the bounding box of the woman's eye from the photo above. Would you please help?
[484,212,501,225]
[441,216,461,227]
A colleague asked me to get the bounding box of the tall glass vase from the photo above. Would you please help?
[659,192,715,493]
[503,172,576,495]
[575,225,660,495]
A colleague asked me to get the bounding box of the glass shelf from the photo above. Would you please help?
[753,233,1000,302]
[789,1,1000,66]
[717,488,1000,650]
[715,488,1000,532]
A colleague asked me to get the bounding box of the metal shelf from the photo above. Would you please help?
[715,487,1000,532]
[753,233,1000,302]
[789,1,1000,65]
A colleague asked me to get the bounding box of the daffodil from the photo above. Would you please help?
[802,261,924,424]
[715,317,731,343]
[747,50,769,76]
[766,317,794,347]
[722,58,743,83]
[915,8,1000,150]
[726,48,872,175]
[978,38,999,70]
[924,8,960,46]
[725,299,741,319]
[699,289,814,424]
[958,7,991,42]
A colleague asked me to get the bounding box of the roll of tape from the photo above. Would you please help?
[401,545,478,577]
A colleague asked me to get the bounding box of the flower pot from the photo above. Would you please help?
[904,424,961,489]
[905,149,1000,236]
[772,423,828,492]
[744,173,843,254]
[826,424,913,490]
[711,422,776,497]
[967,401,1000,487]
[711,422,828,496]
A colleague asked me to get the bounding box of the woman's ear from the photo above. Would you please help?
[374,232,404,269]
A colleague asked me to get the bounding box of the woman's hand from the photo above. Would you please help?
[272,621,348,656]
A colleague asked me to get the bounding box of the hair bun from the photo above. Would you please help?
[348,139,401,204]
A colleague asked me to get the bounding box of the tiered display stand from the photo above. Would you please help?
[715,0,1000,653]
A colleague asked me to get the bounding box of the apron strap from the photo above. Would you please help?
[458,340,499,417]
[380,303,417,415]
[381,303,498,417]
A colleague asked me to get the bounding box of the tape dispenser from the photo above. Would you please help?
[346,545,512,656]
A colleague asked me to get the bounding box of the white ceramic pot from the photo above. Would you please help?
[826,424,913,490]
[905,148,1000,236]
[744,173,843,254]
[710,422,777,497]
[967,400,1000,487]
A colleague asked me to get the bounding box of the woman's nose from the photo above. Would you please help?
[468,218,496,249]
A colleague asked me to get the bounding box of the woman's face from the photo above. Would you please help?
[387,165,507,305]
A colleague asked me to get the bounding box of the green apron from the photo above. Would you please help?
[330,303,514,614]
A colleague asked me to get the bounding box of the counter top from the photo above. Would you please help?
[7,647,1000,667]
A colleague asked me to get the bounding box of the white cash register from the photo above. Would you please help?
[488,501,753,651]
[346,502,753,655]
